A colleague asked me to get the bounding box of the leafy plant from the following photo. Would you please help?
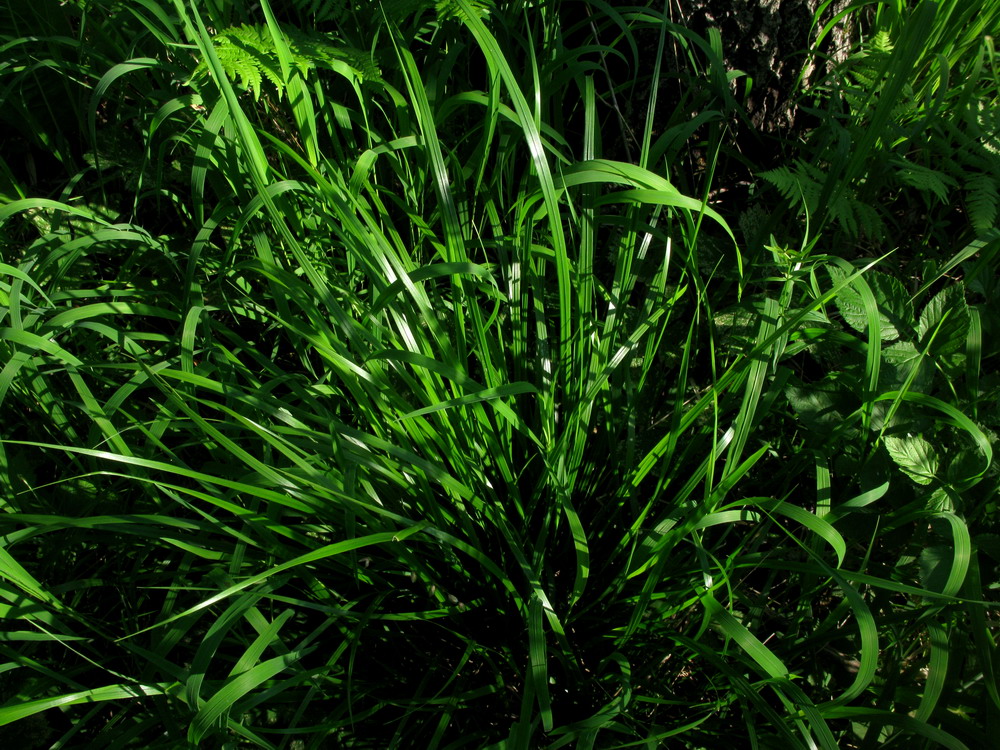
[767,0,1000,258]
[188,23,381,101]
[0,0,998,748]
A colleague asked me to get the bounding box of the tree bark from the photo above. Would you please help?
[678,0,858,132]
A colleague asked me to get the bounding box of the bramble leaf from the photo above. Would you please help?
[918,284,970,357]
[832,269,912,341]
[884,434,939,485]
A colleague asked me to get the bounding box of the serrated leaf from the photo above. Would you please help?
[945,443,985,490]
[831,269,912,340]
[786,381,844,430]
[884,434,939,485]
[881,340,920,367]
[879,340,931,391]
[925,487,955,513]
[918,284,970,357]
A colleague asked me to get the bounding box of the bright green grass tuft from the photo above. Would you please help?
[0,0,998,747]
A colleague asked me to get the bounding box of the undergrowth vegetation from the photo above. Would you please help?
[1,0,998,747]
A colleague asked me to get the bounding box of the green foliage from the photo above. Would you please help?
[831,269,912,341]
[764,0,1000,257]
[189,22,381,100]
[1,0,999,748]
[884,434,940,485]
[761,159,885,239]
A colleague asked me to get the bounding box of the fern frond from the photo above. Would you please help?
[437,0,493,20]
[970,99,1000,155]
[760,160,824,216]
[189,23,381,101]
[870,30,894,54]
[966,173,999,231]
[759,165,802,203]
[830,192,858,236]
[213,40,262,95]
[895,161,957,203]
[761,159,884,239]
[846,30,893,89]
[852,200,885,239]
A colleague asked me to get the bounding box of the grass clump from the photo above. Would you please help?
[0,0,998,747]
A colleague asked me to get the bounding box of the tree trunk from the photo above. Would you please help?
[679,0,858,132]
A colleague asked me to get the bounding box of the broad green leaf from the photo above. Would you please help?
[918,283,970,357]
[786,378,848,430]
[925,487,956,513]
[831,268,912,340]
[880,340,930,392]
[884,434,939,484]
[881,340,921,368]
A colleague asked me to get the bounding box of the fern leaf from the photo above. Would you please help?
[831,192,858,237]
[214,36,265,98]
[438,0,493,21]
[760,165,801,203]
[966,173,999,231]
[189,23,381,101]
[970,99,1000,155]
[870,30,894,54]
[895,161,957,203]
[852,200,884,239]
